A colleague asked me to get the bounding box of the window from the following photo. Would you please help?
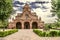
[25,14,29,19]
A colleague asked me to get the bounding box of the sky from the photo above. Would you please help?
[14,0,51,2]
[9,0,58,23]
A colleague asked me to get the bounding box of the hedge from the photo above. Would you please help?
[0,29,18,37]
[33,29,60,37]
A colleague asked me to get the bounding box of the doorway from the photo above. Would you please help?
[24,22,30,29]
[16,22,22,29]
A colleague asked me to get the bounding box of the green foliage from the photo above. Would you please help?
[0,20,8,28]
[33,29,60,37]
[44,24,52,31]
[45,22,60,29]
[0,29,18,37]
[51,0,60,28]
[58,31,60,36]
[51,0,60,18]
[49,31,57,37]
[0,0,12,28]
[42,32,46,37]
[33,30,42,36]
[53,20,60,28]
[54,22,60,27]
[33,30,46,37]
[0,0,12,21]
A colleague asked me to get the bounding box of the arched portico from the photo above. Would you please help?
[24,22,30,29]
[32,22,38,29]
[16,22,22,29]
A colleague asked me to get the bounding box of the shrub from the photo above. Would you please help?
[42,32,46,37]
[0,29,18,37]
[33,30,42,36]
[58,31,60,36]
[49,31,57,37]
[46,33,49,37]
[33,29,60,37]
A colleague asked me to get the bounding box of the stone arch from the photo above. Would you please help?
[16,22,22,29]
[32,22,38,29]
[24,22,30,29]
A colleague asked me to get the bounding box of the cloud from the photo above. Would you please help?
[13,1,24,5]
[13,0,49,11]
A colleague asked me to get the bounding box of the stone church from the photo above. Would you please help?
[8,4,44,29]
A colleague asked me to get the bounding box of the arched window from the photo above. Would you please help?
[25,14,29,19]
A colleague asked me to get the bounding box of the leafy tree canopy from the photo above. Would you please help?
[51,0,60,19]
[0,0,13,21]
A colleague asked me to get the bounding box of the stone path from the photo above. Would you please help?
[1,29,60,40]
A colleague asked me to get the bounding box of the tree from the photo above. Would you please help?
[0,0,13,30]
[51,0,60,18]
[0,0,12,21]
[51,0,60,28]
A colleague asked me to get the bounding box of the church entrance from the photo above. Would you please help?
[32,22,38,29]
[16,22,22,29]
[24,22,30,29]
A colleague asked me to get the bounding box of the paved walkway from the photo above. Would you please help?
[1,29,60,40]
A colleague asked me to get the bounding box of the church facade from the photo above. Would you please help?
[8,4,44,29]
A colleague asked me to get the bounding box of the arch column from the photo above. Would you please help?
[22,22,24,29]
[38,23,40,29]
[30,22,32,29]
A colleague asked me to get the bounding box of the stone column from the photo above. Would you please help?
[38,23,40,29]
[22,22,24,29]
[30,22,32,29]
[14,23,16,29]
